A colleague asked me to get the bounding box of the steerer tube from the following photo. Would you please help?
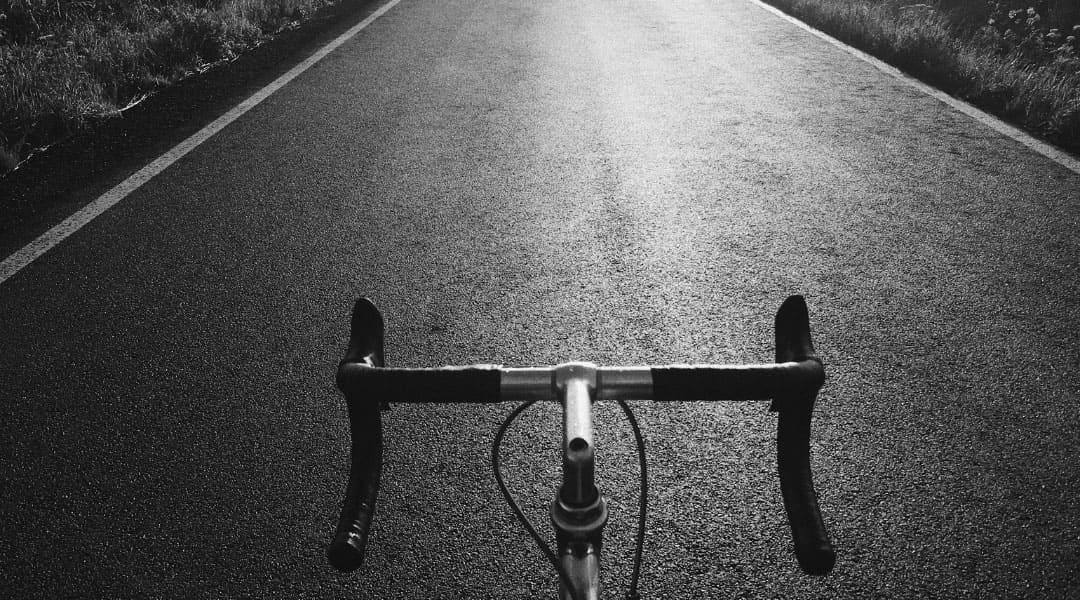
[551,363,607,600]
[562,375,597,506]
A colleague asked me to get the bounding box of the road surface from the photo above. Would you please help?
[2,0,1079,597]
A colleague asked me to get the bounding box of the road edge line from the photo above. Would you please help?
[0,0,404,287]
[747,0,1080,177]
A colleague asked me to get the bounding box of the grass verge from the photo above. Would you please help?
[757,0,1080,154]
[3,0,1079,178]
[0,0,341,174]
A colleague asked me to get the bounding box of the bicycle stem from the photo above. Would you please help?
[551,363,608,600]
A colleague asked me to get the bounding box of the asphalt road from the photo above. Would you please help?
[2,0,1079,597]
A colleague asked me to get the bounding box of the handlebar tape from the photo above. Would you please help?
[336,298,501,403]
[776,401,835,575]
[338,364,503,403]
[772,295,835,575]
[650,361,823,401]
[329,297,385,571]
[328,403,382,571]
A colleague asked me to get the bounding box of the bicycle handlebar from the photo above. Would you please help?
[327,298,385,572]
[329,295,835,576]
[773,295,836,575]
[337,361,822,403]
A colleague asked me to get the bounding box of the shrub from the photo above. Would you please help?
[982,1,1080,63]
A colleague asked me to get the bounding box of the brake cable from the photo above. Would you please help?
[491,398,584,600]
[492,399,649,600]
[616,399,647,600]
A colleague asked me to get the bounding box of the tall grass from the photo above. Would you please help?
[0,0,337,173]
[3,0,1080,176]
[760,0,1080,152]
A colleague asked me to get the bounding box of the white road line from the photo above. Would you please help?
[747,0,1080,176]
[0,0,404,287]
[5,0,1077,288]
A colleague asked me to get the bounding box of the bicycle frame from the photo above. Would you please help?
[328,295,835,599]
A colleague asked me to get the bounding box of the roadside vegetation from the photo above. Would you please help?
[2,0,1080,177]
[0,0,338,173]
[760,0,1080,153]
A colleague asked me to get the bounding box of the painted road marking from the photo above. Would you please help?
[0,0,404,287]
[4,0,1077,287]
[747,0,1080,177]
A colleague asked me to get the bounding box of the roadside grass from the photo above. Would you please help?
[0,0,339,174]
[3,0,1080,177]
[759,0,1080,153]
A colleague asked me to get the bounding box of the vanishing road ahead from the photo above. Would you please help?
[2,0,1079,597]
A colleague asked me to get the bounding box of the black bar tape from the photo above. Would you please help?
[777,401,835,575]
[329,297,385,571]
[338,364,503,404]
[329,397,383,571]
[772,295,835,574]
[650,362,823,401]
